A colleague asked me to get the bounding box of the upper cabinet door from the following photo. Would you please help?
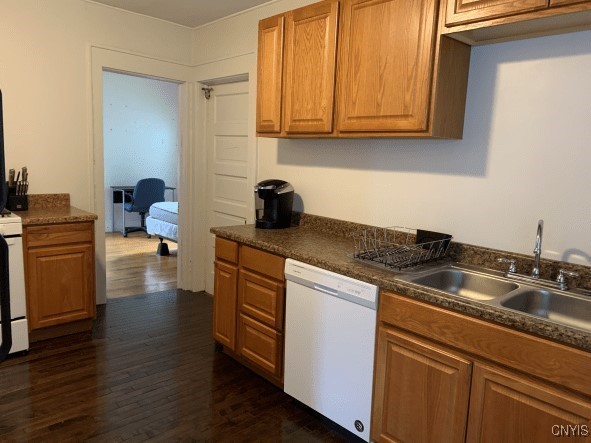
[337,0,439,132]
[283,1,339,134]
[550,0,590,6]
[256,15,285,133]
[446,0,548,26]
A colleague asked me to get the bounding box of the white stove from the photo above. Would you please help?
[0,211,29,355]
[0,210,22,234]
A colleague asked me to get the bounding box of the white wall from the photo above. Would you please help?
[191,0,312,64]
[103,71,179,232]
[0,0,191,210]
[193,1,591,266]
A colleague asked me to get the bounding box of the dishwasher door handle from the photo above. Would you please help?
[313,283,339,297]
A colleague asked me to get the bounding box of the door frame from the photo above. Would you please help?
[90,45,194,304]
[91,48,257,302]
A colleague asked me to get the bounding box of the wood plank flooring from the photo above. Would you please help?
[0,290,353,442]
[106,232,177,299]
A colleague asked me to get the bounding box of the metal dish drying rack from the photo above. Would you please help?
[353,226,452,270]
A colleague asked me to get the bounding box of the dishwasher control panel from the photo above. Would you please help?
[285,259,378,309]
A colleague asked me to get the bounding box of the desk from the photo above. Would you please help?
[110,185,176,234]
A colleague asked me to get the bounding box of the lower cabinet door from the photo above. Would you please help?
[467,363,591,443]
[213,261,238,350]
[237,313,282,379]
[372,327,472,443]
[27,243,95,330]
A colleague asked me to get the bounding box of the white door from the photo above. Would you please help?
[205,81,251,293]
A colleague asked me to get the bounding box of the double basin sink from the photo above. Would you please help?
[400,265,591,333]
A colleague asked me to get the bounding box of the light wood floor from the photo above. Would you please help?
[105,232,177,299]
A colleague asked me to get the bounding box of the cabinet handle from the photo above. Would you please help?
[497,257,516,273]
[556,269,579,290]
[313,284,339,297]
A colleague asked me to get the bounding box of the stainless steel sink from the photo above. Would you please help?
[410,269,519,301]
[501,289,591,333]
[401,263,591,334]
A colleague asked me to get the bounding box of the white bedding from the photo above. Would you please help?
[146,201,178,242]
[149,202,178,224]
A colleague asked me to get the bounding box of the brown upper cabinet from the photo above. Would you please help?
[337,0,439,133]
[550,0,591,5]
[256,0,472,139]
[445,0,548,27]
[443,0,591,44]
[256,15,285,133]
[283,1,339,134]
[257,1,339,135]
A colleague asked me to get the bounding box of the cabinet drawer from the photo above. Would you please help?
[237,313,283,378]
[240,246,284,281]
[25,222,93,248]
[239,269,284,330]
[215,237,239,264]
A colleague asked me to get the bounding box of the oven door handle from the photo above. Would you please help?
[0,233,12,363]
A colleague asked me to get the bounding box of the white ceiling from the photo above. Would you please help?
[91,0,272,28]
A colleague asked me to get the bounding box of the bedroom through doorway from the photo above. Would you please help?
[102,70,180,299]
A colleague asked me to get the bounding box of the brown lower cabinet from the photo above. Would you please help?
[373,291,591,442]
[23,222,96,339]
[212,260,238,350]
[372,327,472,442]
[468,364,591,442]
[213,237,285,386]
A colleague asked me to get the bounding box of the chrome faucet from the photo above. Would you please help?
[497,219,580,290]
[532,219,543,278]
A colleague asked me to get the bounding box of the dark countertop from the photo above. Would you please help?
[211,223,591,352]
[16,206,98,226]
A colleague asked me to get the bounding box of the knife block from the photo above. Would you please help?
[6,186,28,211]
[7,195,28,211]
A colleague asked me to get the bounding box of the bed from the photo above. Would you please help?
[146,201,178,255]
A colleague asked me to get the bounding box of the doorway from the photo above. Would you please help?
[92,46,254,301]
[91,45,195,304]
[102,70,180,299]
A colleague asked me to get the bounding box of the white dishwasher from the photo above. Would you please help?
[284,259,378,442]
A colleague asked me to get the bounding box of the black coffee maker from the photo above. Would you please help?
[254,179,294,229]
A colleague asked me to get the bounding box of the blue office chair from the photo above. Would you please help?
[123,178,165,237]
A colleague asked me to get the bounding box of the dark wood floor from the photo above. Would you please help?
[0,290,353,442]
